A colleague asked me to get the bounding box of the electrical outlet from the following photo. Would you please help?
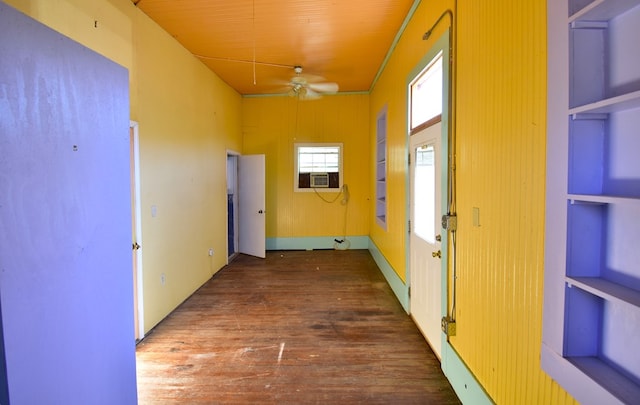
[160,273,166,285]
[208,248,214,256]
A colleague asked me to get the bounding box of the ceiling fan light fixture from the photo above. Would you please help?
[289,83,301,97]
[284,65,336,99]
[288,82,309,98]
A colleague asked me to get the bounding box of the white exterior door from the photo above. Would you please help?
[238,154,266,258]
[410,123,443,359]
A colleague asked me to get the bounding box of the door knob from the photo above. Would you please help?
[132,242,141,250]
[432,250,441,258]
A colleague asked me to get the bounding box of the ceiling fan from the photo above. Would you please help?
[282,66,339,99]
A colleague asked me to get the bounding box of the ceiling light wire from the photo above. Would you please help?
[252,0,256,85]
[192,55,293,69]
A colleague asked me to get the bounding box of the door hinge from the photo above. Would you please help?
[408,286,411,298]
[408,220,411,233]
[408,153,411,165]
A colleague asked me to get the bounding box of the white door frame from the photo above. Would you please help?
[405,31,451,357]
[130,121,144,341]
[226,151,267,260]
[226,150,240,263]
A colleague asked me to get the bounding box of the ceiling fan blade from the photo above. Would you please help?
[270,86,292,95]
[302,88,322,100]
[308,82,339,93]
[268,77,293,86]
[299,73,326,83]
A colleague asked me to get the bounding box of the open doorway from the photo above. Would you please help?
[227,152,267,261]
[227,153,239,261]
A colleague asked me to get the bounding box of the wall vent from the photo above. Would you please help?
[310,173,329,188]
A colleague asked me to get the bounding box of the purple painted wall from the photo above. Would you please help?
[0,3,137,404]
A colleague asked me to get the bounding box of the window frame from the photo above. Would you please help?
[294,142,343,192]
[409,50,444,132]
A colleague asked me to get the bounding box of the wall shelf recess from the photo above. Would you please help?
[375,107,388,229]
[544,0,640,404]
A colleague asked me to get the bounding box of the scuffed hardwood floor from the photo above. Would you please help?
[136,250,460,404]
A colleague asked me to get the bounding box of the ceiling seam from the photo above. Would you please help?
[369,0,423,93]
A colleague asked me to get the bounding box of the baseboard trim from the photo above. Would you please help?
[367,238,409,313]
[266,236,369,251]
[442,342,494,404]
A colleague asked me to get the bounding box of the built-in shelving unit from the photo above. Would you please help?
[544,1,640,404]
[375,108,387,229]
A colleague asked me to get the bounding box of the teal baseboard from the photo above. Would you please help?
[266,236,369,251]
[442,342,494,404]
[367,238,409,313]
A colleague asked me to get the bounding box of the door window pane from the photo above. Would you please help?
[414,144,435,243]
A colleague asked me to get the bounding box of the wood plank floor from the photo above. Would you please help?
[136,250,461,404]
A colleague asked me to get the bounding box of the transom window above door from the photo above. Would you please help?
[410,51,443,131]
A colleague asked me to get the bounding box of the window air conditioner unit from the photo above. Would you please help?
[310,173,329,188]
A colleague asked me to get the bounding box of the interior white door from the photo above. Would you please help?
[410,122,443,359]
[130,122,144,341]
[238,154,266,258]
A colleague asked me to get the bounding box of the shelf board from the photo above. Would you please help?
[568,356,640,404]
[568,194,640,205]
[570,90,640,115]
[567,276,640,307]
[570,0,640,23]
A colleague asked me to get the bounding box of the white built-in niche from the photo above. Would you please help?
[544,1,640,404]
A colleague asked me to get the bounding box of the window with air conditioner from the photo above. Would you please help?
[294,143,342,191]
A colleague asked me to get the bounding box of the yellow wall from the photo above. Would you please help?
[134,5,242,332]
[371,0,577,403]
[5,0,243,333]
[242,95,370,238]
[451,2,576,403]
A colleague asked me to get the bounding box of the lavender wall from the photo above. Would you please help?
[0,3,137,404]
